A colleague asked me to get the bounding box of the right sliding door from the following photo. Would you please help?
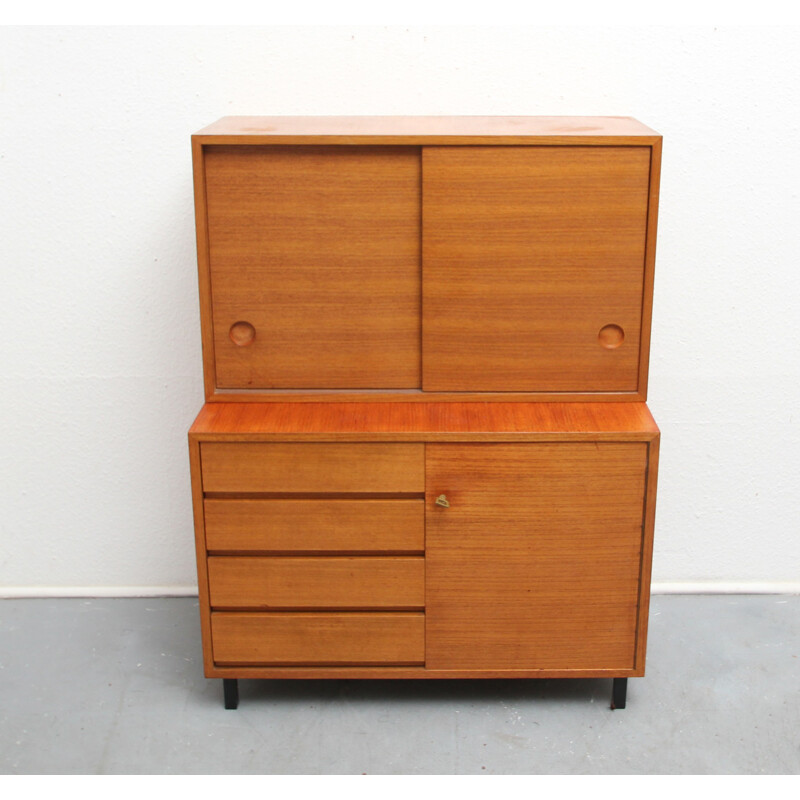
[422,146,651,393]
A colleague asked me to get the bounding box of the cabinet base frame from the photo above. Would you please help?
[215,676,634,710]
[612,677,628,710]
[223,678,239,710]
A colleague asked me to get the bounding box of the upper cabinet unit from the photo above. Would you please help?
[192,116,661,402]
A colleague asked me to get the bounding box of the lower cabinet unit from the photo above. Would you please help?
[189,402,659,710]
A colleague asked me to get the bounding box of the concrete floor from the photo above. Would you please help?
[0,595,797,774]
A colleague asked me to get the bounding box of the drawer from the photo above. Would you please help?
[201,443,424,494]
[204,498,424,553]
[207,556,425,609]
[211,612,425,665]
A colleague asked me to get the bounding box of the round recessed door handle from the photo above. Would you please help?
[229,321,256,347]
[598,324,625,349]
[435,494,450,508]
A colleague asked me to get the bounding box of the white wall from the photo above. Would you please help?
[1,26,798,594]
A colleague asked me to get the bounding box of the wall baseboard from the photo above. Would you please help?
[651,581,800,595]
[1,582,799,599]
[0,586,199,598]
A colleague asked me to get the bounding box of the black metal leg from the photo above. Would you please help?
[611,677,627,710]
[223,679,239,710]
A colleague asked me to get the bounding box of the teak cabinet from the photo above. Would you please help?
[188,117,662,710]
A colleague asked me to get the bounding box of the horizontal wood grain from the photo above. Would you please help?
[203,145,421,391]
[207,556,424,609]
[423,146,650,392]
[205,389,647,403]
[204,498,424,553]
[211,612,425,665]
[194,116,660,144]
[425,442,648,671]
[203,665,641,679]
[190,402,659,442]
[200,443,424,493]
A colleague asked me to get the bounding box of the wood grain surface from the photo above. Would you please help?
[203,145,421,390]
[190,402,659,442]
[203,665,638,680]
[635,435,660,671]
[207,556,424,609]
[204,498,424,553]
[200,442,424,493]
[189,439,215,675]
[194,116,661,144]
[422,146,651,392]
[211,612,425,665]
[425,442,648,670]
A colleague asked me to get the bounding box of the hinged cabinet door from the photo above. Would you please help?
[425,443,648,671]
[422,146,651,392]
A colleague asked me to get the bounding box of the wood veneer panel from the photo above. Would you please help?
[205,390,647,403]
[200,443,424,493]
[423,146,651,392]
[204,498,424,553]
[204,665,638,679]
[211,612,425,665]
[635,436,660,672]
[189,439,215,675]
[425,443,648,670]
[191,138,217,402]
[189,402,659,442]
[204,145,421,390]
[195,116,661,143]
[636,138,663,401]
[207,556,424,609]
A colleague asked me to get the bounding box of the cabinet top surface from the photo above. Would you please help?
[193,116,660,143]
[189,402,659,442]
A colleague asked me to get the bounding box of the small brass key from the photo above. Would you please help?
[435,494,450,508]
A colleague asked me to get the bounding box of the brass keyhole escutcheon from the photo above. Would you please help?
[435,494,450,508]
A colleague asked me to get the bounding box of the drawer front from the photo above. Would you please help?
[211,612,425,665]
[201,443,424,494]
[204,498,424,553]
[207,556,425,609]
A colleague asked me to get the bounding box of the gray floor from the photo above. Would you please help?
[0,595,798,774]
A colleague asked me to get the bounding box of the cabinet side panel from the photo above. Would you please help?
[636,139,662,401]
[422,146,650,393]
[205,145,422,390]
[425,442,648,670]
[189,438,215,675]
[192,140,217,401]
[634,434,659,672]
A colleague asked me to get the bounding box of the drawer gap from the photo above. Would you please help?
[211,605,425,613]
[214,661,426,668]
[211,609,426,615]
[206,549,425,557]
[203,492,425,501]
